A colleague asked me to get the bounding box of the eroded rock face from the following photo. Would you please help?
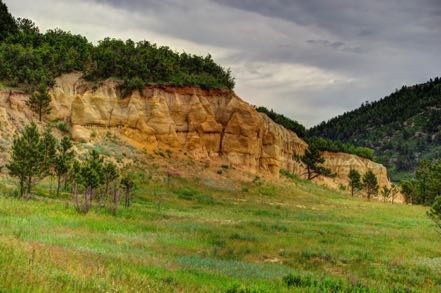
[321,151,390,187]
[0,89,36,167]
[0,73,396,198]
[47,73,308,177]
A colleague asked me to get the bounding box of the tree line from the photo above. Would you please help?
[256,106,307,138]
[6,122,135,214]
[400,159,441,206]
[0,0,235,94]
[256,106,375,160]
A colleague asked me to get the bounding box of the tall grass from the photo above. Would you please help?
[0,171,438,292]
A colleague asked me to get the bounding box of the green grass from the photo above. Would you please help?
[0,173,439,292]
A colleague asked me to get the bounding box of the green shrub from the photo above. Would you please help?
[55,121,70,133]
[279,169,297,180]
[252,176,262,186]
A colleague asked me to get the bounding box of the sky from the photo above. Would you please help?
[5,0,441,127]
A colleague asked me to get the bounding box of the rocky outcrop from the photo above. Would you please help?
[47,73,308,177]
[321,151,390,187]
[0,73,396,198]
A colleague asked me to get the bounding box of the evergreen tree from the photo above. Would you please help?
[381,186,391,202]
[427,160,441,202]
[427,197,441,233]
[27,85,51,121]
[70,159,81,210]
[40,127,57,177]
[54,136,74,197]
[390,184,399,204]
[362,170,379,200]
[77,150,104,213]
[300,144,333,180]
[120,176,134,208]
[401,179,417,204]
[102,161,119,196]
[0,0,18,41]
[415,159,432,204]
[348,169,362,197]
[6,123,43,197]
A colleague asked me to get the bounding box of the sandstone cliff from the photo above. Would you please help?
[0,73,396,198]
[47,73,308,177]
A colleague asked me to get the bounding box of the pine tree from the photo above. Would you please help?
[76,150,104,213]
[40,127,57,177]
[54,136,74,197]
[401,179,417,204]
[6,123,43,197]
[0,0,18,41]
[121,176,134,208]
[348,169,361,197]
[427,160,441,202]
[362,170,379,200]
[102,161,119,196]
[427,197,441,233]
[300,144,333,180]
[27,85,51,121]
[415,159,432,204]
[381,186,391,202]
[390,184,399,204]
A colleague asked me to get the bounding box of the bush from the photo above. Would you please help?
[55,121,70,133]
[279,169,297,180]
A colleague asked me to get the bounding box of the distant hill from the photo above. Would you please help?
[309,78,441,180]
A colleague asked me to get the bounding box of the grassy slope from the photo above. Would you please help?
[0,173,439,292]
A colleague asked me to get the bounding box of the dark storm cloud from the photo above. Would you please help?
[5,0,441,126]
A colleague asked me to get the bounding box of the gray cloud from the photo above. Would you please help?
[306,39,363,54]
[5,0,441,127]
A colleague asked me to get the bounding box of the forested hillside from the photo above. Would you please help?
[309,78,441,180]
[0,1,234,93]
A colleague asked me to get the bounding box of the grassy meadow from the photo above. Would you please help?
[0,170,439,292]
